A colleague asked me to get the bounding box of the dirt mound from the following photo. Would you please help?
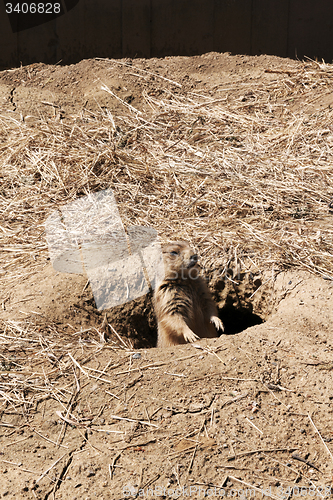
[1,269,333,499]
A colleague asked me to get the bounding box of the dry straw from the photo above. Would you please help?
[0,59,332,295]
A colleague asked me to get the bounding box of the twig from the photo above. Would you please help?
[109,414,158,428]
[93,428,124,434]
[30,426,69,449]
[308,413,333,465]
[228,440,236,459]
[76,427,104,453]
[113,438,157,451]
[141,474,160,490]
[291,453,322,473]
[67,353,90,378]
[227,447,298,461]
[164,371,186,378]
[187,444,198,473]
[55,410,87,428]
[221,377,259,382]
[105,390,120,400]
[36,453,67,483]
[260,380,290,409]
[168,444,197,457]
[231,436,301,477]
[109,452,121,480]
[245,417,263,434]
[3,435,32,447]
[1,460,40,475]
[221,393,248,408]
[108,323,130,349]
[41,101,60,108]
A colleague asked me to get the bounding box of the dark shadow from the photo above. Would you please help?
[103,292,158,349]
[218,306,263,336]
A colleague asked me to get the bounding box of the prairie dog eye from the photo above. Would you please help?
[170,251,178,256]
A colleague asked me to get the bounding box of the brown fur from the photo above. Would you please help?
[154,241,224,348]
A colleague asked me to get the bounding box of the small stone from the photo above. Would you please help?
[188,402,204,412]
[29,479,36,490]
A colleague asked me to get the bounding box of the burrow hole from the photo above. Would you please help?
[102,271,267,349]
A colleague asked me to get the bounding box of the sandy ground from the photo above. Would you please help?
[0,53,333,499]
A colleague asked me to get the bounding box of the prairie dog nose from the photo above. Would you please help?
[188,254,198,267]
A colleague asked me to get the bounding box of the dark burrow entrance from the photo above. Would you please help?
[218,305,263,335]
[102,273,266,349]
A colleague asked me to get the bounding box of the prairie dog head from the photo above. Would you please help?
[162,241,199,280]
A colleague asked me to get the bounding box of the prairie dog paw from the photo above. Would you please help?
[183,328,200,343]
[210,316,224,332]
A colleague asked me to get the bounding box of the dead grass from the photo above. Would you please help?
[0,317,133,419]
[1,59,332,298]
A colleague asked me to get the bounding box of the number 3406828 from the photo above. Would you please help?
[5,3,61,14]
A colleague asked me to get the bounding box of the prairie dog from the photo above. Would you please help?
[154,241,224,348]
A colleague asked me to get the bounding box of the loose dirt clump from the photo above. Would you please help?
[0,52,333,499]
